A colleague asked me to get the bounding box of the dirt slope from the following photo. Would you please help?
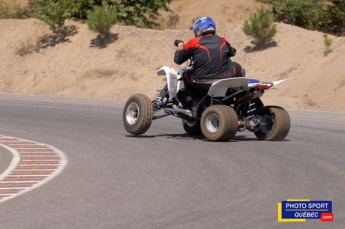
[0,0,344,111]
[162,0,262,29]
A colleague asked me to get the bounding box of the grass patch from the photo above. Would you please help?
[15,37,41,56]
[0,0,28,19]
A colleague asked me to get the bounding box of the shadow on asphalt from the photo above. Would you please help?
[125,134,291,142]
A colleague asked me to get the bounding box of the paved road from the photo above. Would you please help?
[0,93,344,229]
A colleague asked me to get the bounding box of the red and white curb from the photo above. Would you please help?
[0,135,68,203]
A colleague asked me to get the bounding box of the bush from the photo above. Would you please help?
[15,37,40,56]
[166,13,180,28]
[321,0,345,36]
[112,0,174,28]
[191,16,200,24]
[261,0,319,29]
[30,0,76,31]
[257,0,345,36]
[0,0,28,19]
[0,0,10,18]
[86,4,118,35]
[242,6,277,44]
[323,34,333,56]
[28,0,174,31]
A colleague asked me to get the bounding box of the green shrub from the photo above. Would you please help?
[191,16,200,24]
[257,0,345,36]
[242,6,277,44]
[28,0,174,30]
[0,0,10,18]
[321,0,345,36]
[261,0,318,29]
[0,0,27,19]
[15,37,40,56]
[86,4,118,35]
[30,0,76,31]
[113,0,174,28]
[167,13,180,28]
[323,34,333,56]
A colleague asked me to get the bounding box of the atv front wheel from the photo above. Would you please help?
[123,94,153,135]
[200,105,238,141]
[254,106,290,141]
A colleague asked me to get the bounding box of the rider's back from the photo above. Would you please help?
[174,33,236,80]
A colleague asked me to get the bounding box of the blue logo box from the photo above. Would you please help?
[282,200,332,219]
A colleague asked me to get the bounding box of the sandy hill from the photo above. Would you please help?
[0,0,344,112]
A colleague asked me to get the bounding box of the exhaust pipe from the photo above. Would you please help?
[164,107,193,118]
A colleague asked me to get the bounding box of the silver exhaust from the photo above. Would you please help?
[164,107,193,118]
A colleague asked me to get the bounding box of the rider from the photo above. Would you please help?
[157,16,245,109]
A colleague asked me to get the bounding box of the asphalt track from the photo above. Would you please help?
[0,93,344,229]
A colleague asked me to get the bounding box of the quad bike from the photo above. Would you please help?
[123,65,290,142]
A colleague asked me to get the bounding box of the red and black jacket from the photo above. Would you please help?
[174,34,236,79]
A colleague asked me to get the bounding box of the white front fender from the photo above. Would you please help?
[157,66,176,78]
[157,66,178,98]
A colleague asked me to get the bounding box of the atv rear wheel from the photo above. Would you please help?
[200,105,238,141]
[123,94,153,135]
[182,120,202,135]
[254,106,290,141]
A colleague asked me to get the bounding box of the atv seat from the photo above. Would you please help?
[192,77,248,97]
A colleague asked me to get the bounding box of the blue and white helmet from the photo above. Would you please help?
[191,16,216,37]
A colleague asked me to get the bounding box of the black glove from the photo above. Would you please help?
[174,39,184,47]
[230,47,236,57]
